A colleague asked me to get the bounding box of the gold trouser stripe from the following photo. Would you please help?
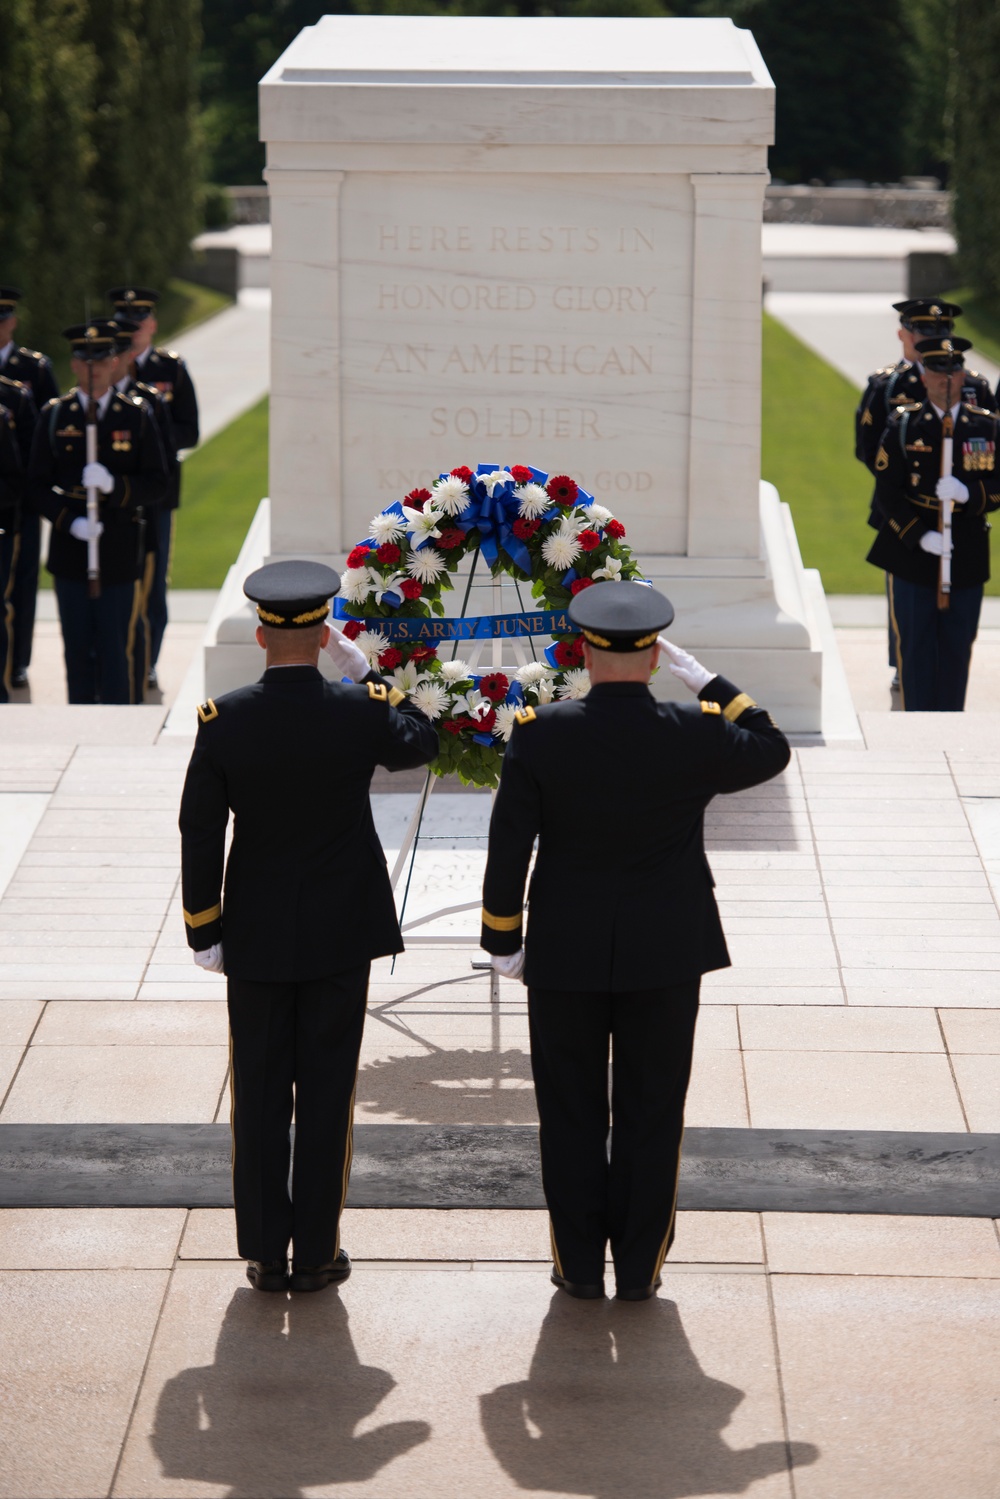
[138,549,155,684]
[549,1218,564,1279]
[722,692,756,722]
[482,908,522,932]
[227,1024,236,1201]
[652,1127,686,1284]
[334,981,367,1258]
[3,531,21,697]
[165,509,176,588]
[183,902,221,928]
[124,578,142,705]
[887,575,906,711]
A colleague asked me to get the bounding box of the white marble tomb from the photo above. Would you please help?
[204,16,828,731]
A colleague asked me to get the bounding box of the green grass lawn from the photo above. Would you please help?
[947,287,1000,369]
[171,398,268,588]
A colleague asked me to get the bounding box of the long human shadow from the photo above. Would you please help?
[481,1295,818,1499]
[150,1289,430,1498]
[357,1046,539,1124]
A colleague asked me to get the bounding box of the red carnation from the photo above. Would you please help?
[378,647,403,670]
[346,545,371,568]
[570,577,595,595]
[510,465,533,485]
[553,637,584,668]
[578,529,600,552]
[376,543,401,565]
[513,517,540,541]
[442,719,464,735]
[473,707,497,733]
[437,528,465,550]
[342,618,365,640]
[547,475,579,507]
[450,466,474,483]
[405,488,432,510]
[400,579,423,600]
[479,672,510,703]
[410,645,437,662]
[606,519,626,539]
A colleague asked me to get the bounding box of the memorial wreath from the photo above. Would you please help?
[335,463,643,786]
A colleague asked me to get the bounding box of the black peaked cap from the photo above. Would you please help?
[568,579,673,652]
[244,560,342,629]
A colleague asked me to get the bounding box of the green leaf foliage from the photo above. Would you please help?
[952,0,1000,301]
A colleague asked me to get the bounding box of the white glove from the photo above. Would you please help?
[658,638,714,694]
[82,461,114,494]
[936,475,969,505]
[490,950,525,981]
[324,623,370,682]
[919,531,944,556]
[69,516,104,542]
[193,943,224,973]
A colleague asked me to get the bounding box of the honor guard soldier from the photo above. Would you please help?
[0,286,59,691]
[0,395,24,702]
[179,561,437,1294]
[109,286,199,691]
[867,335,1000,711]
[28,321,169,703]
[480,582,790,1303]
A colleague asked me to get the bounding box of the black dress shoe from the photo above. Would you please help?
[290,1249,352,1293]
[550,1268,605,1300]
[10,670,27,690]
[615,1276,662,1302]
[246,1258,289,1292]
[147,669,159,691]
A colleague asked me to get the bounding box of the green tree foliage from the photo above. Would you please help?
[952,0,1000,301]
[0,0,200,359]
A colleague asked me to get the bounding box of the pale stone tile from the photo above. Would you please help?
[138,982,228,1001]
[744,1051,966,1131]
[671,1212,763,1265]
[720,918,831,936]
[1,1044,229,1123]
[951,1054,1000,1131]
[703,968,840,990]
[34,1001,228,1046]
[939,1009,1000,1053]
[684,1050,748,1128]
[0,981,140,1000]
[843,967,1000,995]
[356,1040,538,1126]
[772,1275,1000,1499]
[0,999,43,1044]
[0,960,148,981]
[0,912,163,933]
[837,942,1000,967]
[762,1214,1000,1278]
[0,1044,24,1098]
[0,1209,186,1269]
[0,1268,169,1499]
[113,1262,802,1499]
[693,1005,738,1049]
[834,917,1000,936]
[704,986,845,1006]
[738,1005,943,1052]
[847,984,999,1009]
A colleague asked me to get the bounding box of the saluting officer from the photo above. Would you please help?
[109,286,199,691]
[179,561,438,1295]
[29,321,169,704]
[0,286,59,691]
[868,335,1000,712]
[481,582,790,1303]
[0,395,24,702]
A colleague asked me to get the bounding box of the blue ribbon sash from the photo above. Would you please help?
[333,600,576,643]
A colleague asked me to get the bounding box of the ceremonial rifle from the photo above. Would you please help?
[85,351,101,599]
[937,367,954,612]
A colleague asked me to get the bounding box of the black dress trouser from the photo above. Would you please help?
[527,981,700,1292]
[226,964,370,1266]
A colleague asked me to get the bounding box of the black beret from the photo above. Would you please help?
[568,579,674,652]
[243,560,342,629]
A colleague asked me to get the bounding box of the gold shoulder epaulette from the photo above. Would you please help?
[514,706,537,726]
[965,404,995,418]
[701,701,721,715]
[197,699,218,724]
[723,692,757,722]
[897,400,922,412]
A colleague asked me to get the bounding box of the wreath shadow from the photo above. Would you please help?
[357,1046,539,1126]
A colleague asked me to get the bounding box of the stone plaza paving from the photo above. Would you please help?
[0,709,998,1498]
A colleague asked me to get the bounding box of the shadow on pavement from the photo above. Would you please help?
[358,1046,539,1125]
[150,1288,430,1497]
[481,1294,819,1498]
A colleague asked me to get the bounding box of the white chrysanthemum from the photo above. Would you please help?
[583,502,614,528]
[541,525,582,570]
[341,566,374,605]
[493,703,519,742]
[368,510,407,545]
[411,679,451,720]
[406,547,447,585]
[432,475,471,517]
[440,658,472,682]
[556,668,591,700]
[402,504,444,545]
[515,661,554,688]
[593,556,624,582]
[390,662,424,695]
[356,629,388,667]
[535,677,555,704]
[479,469,513,497]
[516,482,552,520]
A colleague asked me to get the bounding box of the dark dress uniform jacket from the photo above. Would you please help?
[0,345,59,410]
[867,399,1000,588]
[134,347,198,509]
[856,361,996,472]
[29,389,169,586]
[0,401,22,527]
[179,665,439,983]
[481,675,791,992]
